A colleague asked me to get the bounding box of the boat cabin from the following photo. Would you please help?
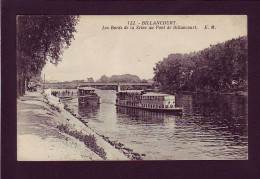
[77,87,100,107]
[141,93,176,109]
[77,87,98,97]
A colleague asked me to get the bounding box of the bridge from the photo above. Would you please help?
[77,82,152,86]
[44,82,153,90]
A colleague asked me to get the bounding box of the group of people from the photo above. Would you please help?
[51,90,74,97]
[51,91,60,97]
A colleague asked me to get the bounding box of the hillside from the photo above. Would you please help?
[97,74,142,83]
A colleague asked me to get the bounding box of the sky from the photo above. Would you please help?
[41,15,247,82]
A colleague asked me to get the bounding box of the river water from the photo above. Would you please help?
[52,89,248,160]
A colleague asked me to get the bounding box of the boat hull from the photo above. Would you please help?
[115,104,183,112]
[59,96,73,100]
[78,96,100,107]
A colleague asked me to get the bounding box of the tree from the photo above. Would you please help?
[17,15,80,97]
[153,36,247,93]
[97,75,109,83]
[87,77,94,82]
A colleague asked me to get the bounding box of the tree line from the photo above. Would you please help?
[153,36,248,94]
[97,74,145,83]
[17,15,79,97]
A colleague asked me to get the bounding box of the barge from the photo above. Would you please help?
[77,87,100,107]
[116,90,182,112]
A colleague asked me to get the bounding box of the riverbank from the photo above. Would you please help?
[17,91,129,160]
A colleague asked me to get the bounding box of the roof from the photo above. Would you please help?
[77,87,96,91]
[118,90,144,93]
[142,92,174,97]
[117,91,174,97]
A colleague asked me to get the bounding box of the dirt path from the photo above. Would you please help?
[17,91,127,161]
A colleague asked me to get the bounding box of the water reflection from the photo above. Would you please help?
[78,104,99,118]
[177,93,247,118]
[116,106,183,124]
[175,92,248,147]
[117,106,165,124]
[177,93,247,135]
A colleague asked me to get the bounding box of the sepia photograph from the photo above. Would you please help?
[16,15,248,161]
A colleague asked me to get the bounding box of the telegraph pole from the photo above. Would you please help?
[43,73,45,93]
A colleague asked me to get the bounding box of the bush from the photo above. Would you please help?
[57,124,106,159]
[50,104,61,113]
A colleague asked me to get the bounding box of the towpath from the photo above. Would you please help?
[17,91,128,161]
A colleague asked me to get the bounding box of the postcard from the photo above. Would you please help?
[16,15,248,161]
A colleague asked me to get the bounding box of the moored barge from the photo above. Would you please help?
[77,87,100,107]
[116,90,182,112]
[51,90,74,100]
